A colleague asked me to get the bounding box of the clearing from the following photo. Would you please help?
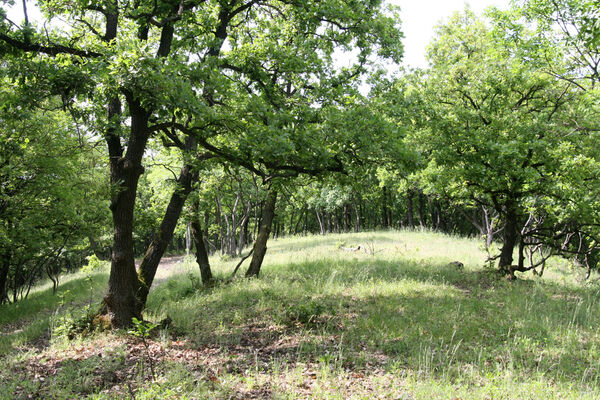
[1,230,599,399]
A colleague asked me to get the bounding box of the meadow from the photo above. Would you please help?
[1,230,600,399]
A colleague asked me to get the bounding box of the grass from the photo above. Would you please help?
[0,266,108,355]
[2,230,600,399]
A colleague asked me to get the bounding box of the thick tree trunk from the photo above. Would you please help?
[498,206,519,276]
[191,201,213,284]
[104,99,149,328]
[246,190,277,278]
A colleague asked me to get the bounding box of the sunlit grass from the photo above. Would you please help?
[0,267,109,355]
[3,229,600,399]
[141,230,600,398]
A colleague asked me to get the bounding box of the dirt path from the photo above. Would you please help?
[135,255,188,291]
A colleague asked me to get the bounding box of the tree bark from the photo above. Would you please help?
[191,201,213,284]
[343,204,350,232]
[498,205,519,276]
[204,210,211,254]
[294,207,306,235]
[353,201,361,232]
[382,186,389,229]
[436,201,446,231]
[316,209,325,235]
[135,144,197,311]
[89,236,107,260]
[215,198,224,254]
[0,252,10,304]
[246,190,277,278]
[406,190,415,228]
[104,97,149,328]
[418,191,427,228]
[185,223,192,256]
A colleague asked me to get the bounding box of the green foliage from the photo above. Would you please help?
[129,317,158,340]
[51,286,99,340]
[0,72,110,302]
[380,6,600,270]
[80,255,109,275]
[286,297,328,326]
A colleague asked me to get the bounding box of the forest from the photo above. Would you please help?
[1,0,600,398]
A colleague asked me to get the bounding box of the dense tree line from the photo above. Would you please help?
[1,0,599,326]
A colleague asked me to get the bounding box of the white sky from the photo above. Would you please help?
[390,0,512,68]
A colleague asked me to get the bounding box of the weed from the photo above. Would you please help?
[129,317,159,380]
[186,270,202,291]
[286,298,327,326]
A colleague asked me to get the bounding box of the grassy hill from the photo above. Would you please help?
[1,230,600,399]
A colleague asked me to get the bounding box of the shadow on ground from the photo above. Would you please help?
[148,256,600,388]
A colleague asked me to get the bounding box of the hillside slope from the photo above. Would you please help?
[1,230,599,399]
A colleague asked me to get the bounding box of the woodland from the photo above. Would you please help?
[1,0,600,398]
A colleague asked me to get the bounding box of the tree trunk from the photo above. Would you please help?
[294,207,305,235]
[185,223,192,256]
[0,252,10,304]
[241,205,250,250]
[191,201,213,284]
[89,236,107,260]
[498,206,519,277]
[215,198,224,254]
[430,198,439,230]
[135,150,197,311]
[246,190,277,278]
[406,190,415,228]
[353,202,360,232]
[418,191,426,228]
[436,201,446,231]
[204,210,211,254]
[289,209,295,236]
[254,201,261,239]
[104,98,149,328]
[316,209,325,235]
[382,186,389,229]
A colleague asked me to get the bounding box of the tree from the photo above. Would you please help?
[518,0,600,88]
[1,0,402,326]
[411,9,592,277]
[0,75,108,302]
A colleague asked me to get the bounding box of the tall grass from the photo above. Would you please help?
[2,230,600,399]
[0,266,108,355]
